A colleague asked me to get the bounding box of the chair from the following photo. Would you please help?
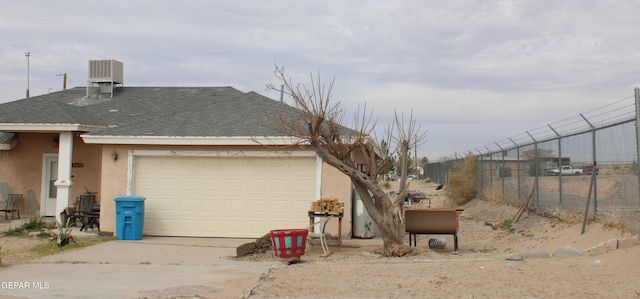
[75,194,100,231]
[307,216,332,257]
[1,194,22,220]
[65,197,83,227]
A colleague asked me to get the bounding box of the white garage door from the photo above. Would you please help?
[133,153,317,238]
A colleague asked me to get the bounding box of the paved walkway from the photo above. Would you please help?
[0,218,383,298]
[1,236,276,298]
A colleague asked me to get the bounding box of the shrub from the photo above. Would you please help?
[482,187,505,204]
[630,161,638,175]
[498,166,512,177]
[600,212,629,232]
[3,217,48,237]
[445,154,476,206]
[500,219,515,233]
[380,181,391,190]
[526,163,543,176]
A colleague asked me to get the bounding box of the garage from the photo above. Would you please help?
[132,151,319,238]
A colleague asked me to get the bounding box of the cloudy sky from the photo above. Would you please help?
[1,1,639,160]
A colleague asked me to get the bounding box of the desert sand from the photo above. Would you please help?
[242,180,640,299]
[1,180,638,298]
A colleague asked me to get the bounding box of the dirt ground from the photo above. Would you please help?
[2,180,639,298]
[241,180,640,298]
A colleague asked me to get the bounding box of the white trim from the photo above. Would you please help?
[41,153,58,216]
[126,149,134,196]
[130,149,317,158]
[0,124,104,132]
[81,135,305,145]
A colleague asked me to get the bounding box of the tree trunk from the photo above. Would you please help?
[353,181,409,256]
[313,144,409,256]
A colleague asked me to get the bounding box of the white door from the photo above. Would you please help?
[133,154,318,238]
[42,154,58,216]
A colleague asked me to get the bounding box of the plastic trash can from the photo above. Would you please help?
[114,195,145,240]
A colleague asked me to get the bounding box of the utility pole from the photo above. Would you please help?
[25,52,31,98]
[279,84,284,102]
[414,135,418,175]
[57,73,67,90]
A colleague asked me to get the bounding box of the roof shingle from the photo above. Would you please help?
[0,86,302,138]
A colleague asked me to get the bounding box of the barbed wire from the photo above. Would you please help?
[467,95,637,156]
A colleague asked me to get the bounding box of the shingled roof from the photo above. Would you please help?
[0,86,303,140]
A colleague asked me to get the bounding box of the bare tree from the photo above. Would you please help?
[265,66,427,256]
[521,148,554,161]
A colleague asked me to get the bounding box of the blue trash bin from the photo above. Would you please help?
[114,196,145,240]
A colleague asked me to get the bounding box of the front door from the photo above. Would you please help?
[42,154,58,216]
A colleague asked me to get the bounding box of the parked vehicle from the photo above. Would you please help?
[407,175,418,180]
[582,165,599,175]
[549,166,583,176]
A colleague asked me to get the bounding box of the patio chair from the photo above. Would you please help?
[64,196,83,227]
[307,216,332,257]
[1,194,22,220]
[75,194,100,231]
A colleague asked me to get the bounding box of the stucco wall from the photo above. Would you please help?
[97,144,354,237]
[0,133,52,214]
[0,133,101,218]
[69,134,102,203]
[97,145,129,233]
[319,163,352,237]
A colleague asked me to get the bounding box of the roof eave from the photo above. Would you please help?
[0,123,106,133]
[80,135,306,146]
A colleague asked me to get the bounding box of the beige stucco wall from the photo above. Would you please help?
[1,134,360,238]
[98,145,130,234]
[97,144,354,237]
[0,133,101,217]
[0,133,54,215]
[319,163,352,237]
[68,134,102,203]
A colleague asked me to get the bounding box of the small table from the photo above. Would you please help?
[80,205,100,231]
[308,211,343,249]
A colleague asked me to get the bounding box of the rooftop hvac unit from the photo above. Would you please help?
[89,59,123,84]
[87,59,123,98]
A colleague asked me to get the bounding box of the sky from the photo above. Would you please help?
[1,1,639,161]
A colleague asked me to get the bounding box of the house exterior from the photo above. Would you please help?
[0,60,357,238]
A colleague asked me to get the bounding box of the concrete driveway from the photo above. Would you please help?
[0,237,277,298]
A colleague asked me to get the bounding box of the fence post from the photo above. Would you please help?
[509,138,522,199]
[580,113,598,219]
[635,87,640,202]
[526,131,540,207]
[548,124,563,205]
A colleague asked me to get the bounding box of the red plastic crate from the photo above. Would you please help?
[270,229,308,258]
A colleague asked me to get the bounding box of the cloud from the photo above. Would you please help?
[1,1,639,160]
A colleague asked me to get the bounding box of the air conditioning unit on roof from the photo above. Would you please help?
[89,59,123,84]
[87,59,123,98]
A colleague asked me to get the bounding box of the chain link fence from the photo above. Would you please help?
[427,89,640,234]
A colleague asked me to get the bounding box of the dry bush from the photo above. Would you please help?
[600,212,629,232]
[547,209,586,224]
[445,154,477,206]
[380,181,391,190]
[482,187,505,205]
